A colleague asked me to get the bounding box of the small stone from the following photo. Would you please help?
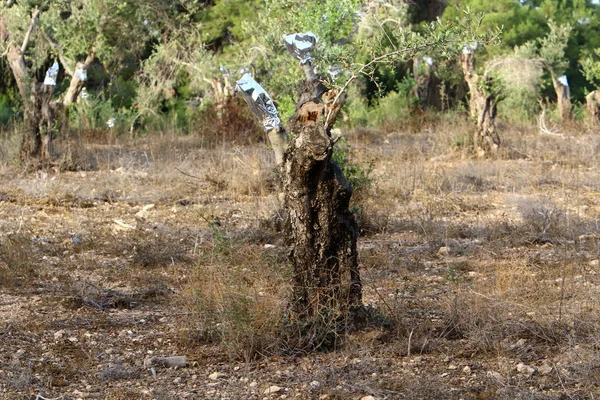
[440,372,449,378]
[448,364,458,370]
[135,204,155,219]
[589,260,599,267]
[487,371,504,382]
[173,377,181,384]
[209,372,227,380]
[264,385,284,394]
[438,246,450,256]
[309,381,320,389]
[516,363,536,377]
[360,396,376,400]
[249,381,258,388]
[463,366,472,374]
[538,363,553,376]
[54,330,66,340]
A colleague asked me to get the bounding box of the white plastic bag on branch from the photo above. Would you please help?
[44,61,59,86]
[463,42,478,55]
[75,67,88,81]
[283,32,317,64]
[235,73,281,131]
[558,75,569,87]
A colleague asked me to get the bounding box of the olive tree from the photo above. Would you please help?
[0,0,158,166]
[581,49,600,125]
[235,9,495,347]
[538,22,573,122]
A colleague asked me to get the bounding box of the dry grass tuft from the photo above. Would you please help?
[179,228,289,360]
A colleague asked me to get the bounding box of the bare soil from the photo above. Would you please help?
[1,127,600,399]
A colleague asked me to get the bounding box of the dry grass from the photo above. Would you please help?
[2,114,600,397]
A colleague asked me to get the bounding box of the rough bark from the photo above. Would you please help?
[551,74,571,122]
[63,55,94,106]
[20,83,58,166]
[6,45,29,100]
[413,57,441,111]
[460,52,501,157]
[283,79,362,343]
[585,90,600,126]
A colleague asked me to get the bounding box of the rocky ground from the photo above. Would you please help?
[1,130,600,399]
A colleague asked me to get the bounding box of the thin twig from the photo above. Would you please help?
[175,167,202,180]
[21,8,41,53]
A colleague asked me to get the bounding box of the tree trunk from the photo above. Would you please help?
[63,56,94,106]
[413,57,441,111]
[460,52,501,157]
[551,74,571,122]
[585,90,600,126]
[283,80,363,347]
[474,87,500,157]
[6,45,29,101]
[20,83,57,167]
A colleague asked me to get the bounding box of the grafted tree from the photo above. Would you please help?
[460,45,502,157]
[413,56,441,110]
[538,22,573,122]
[1,0,160,166]
[0,6,56,166]
[237,34,361,346]
[581,49,600,126]
[237,15,495,345]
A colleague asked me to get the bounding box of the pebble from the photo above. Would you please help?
[263,385,284,394]
[360,396,377,400]
[538,363,553,376]
[516,363,536,377]
[209,372,227,380]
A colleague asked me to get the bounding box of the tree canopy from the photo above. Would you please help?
[1,0,599,130]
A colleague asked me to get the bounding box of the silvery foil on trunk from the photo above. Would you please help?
[328,66,343,81]
[44,61,59,86]
[235,73,281,131]
[283,32,317,65]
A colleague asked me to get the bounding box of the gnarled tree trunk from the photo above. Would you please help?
[413,57,441,111]
[283,83,362,339]
[585,89,600,126]
[460,52,501,157]
[551,74,571,122]
[20,83,58,166]
[238,64,363,349]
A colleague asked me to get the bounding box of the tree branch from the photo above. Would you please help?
[325,42,433,127]
[43,31,74,76]
[21,8,41,54]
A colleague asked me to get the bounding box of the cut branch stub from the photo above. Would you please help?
[235,73,287,164]
[551,74,571,121]
[237,36,364,348]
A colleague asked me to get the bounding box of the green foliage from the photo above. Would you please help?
[442,0,547,53]
[538,22,572,75]
[581,49,600,87]
[0,95,16,125]
[197,0,262,47]
[332,137,373,194]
